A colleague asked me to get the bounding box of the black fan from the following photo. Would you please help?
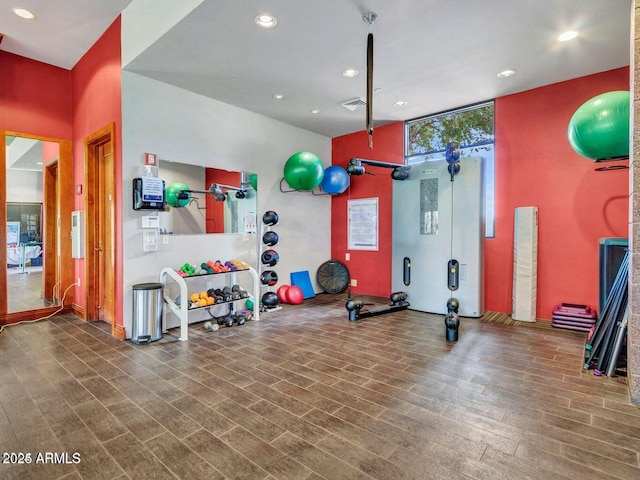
[316,260,350,294]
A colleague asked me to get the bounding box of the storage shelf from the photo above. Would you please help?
[160,266,260,341]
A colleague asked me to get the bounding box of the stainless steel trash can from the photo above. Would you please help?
[131,282,163,344]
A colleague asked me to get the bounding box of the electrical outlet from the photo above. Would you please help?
[162,235,169,245]
[77,277,81,287]
[351,279,357,287]
[345,253,350,261]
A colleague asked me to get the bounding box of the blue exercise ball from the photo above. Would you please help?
[321,166,350,194]
[568,90,630,160]
[283,151,324,190]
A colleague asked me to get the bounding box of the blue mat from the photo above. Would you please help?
[290,270,316,299]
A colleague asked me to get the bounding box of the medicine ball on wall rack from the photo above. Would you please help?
[262,230,279,246]
[262,210,279,226]
[260,270,278,286]
[261,249,279,266]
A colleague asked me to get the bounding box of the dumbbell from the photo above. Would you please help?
[223,315,234,327]
[209,290,223,303]
[233,314,247,326]
[222,287,233,302]
[232,284,249,298]
[214,288,231,302]
[203,321,219,332]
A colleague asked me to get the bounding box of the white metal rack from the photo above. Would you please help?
[159,266,260,341]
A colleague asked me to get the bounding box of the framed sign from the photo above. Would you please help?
[348,197,378,251]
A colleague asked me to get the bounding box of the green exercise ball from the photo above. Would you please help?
[166,182,190,207]
[283,151,325,190]
[249,173,258,191]
[568,90,630,160]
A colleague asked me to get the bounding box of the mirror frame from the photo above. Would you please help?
[0,131,74,324]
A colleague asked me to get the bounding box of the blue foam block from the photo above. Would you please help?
[290,270,316,299]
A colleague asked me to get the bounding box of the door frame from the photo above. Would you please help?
[0,132,73,324]
[84,123,118,336]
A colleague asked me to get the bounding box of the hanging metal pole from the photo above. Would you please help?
[363,12,377,150]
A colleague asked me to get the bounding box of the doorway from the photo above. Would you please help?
[0,132,73,324]
[84,123,117,336]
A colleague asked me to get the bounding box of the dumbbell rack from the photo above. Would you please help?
[159,266,260,341]
[260,218,282,312]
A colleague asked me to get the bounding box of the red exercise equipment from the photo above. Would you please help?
[277,285,290,303]
[286,285,304,305]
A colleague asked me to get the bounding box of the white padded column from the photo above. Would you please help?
[512,206,538,322]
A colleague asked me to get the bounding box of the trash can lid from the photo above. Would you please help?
[132,282,163,290]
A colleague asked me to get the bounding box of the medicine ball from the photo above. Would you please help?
[260,270,278,286]
[261,249,279,266]
[262,291,279,307]
[263,210,279,226]
[262,230,279,246]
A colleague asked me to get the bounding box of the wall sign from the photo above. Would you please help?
[348,197,378,251]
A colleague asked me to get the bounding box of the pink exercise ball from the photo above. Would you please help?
[286,286,304,305]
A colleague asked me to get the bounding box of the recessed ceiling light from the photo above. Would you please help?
[342,69,359,78]
[497,69,516,78]
[558,30,578,42]
[394,101,407,107]
[13,7,35,19]
[255,14,277,28]
[311,109,320,114]
[272,93,285,100]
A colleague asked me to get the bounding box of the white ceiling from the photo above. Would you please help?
[0,0,632,139]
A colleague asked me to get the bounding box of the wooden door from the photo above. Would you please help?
[85,124,115,330]
[98,141,115,324]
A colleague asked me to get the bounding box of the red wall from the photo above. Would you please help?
[331,68,629,319]
[205,168,242,233]
[71,18,123,323]
[0,51,72,137]
[331,123,404,297]
[489,67,628,319]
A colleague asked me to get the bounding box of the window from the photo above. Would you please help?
[405,101,495,237]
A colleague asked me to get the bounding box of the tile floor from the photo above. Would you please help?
[6,267,52,312]
[0,294,638,480]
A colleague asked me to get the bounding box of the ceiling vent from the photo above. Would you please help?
[340,97,366,111]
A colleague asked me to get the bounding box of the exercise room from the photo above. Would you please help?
[1,2,639,480]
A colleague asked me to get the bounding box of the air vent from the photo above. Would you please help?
[340,97,366,111]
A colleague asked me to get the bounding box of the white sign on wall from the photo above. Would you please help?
[348,197,378,251]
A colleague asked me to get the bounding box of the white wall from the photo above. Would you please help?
[6,170,42,203]
[121,71,332,336]
[121,0,205,68]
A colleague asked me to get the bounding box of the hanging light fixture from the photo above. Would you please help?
[363,12,377,150]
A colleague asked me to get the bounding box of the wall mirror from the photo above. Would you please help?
[4,134,60,313]
[158,160,257,235]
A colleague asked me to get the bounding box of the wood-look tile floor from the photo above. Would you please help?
[1,293,638,480]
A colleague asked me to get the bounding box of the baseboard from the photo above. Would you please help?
[113,324,126,340]
[72,304,85,319]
